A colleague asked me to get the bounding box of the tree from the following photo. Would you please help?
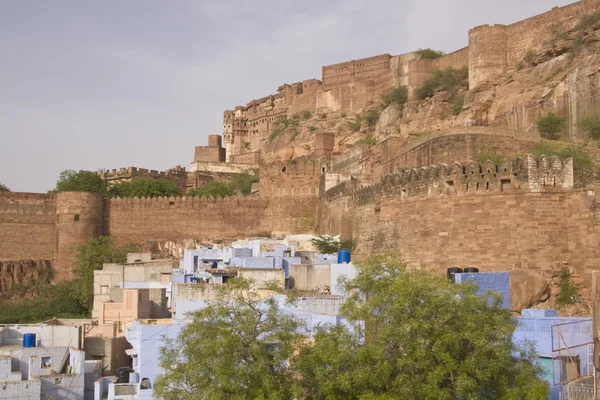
[187,180,234,198]
[55,169,107,193]
[154,278,305,400]
[108,178,181,198]
[416,48,446,60]
[311,235,355,254]
[73,236,139,312]
[231,172,259,196]
[578,113,600,140]
[294,254,549,400]
[536,114,566,140]
[0,182,9,192]
[416,67,469,100]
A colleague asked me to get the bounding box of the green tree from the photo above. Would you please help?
[108,178,181,198]
[416,67,469,100]
[55,170,107,193]
[556,267,580,307]
[187,180,234,198]
[73,236,139,312]
[231,173,259,196]
[536,114,567,140]
[532,141,594,188]
[416,48,446,60]
[155,278,305,400]
[294,254,549,400]
[578,113,600,140]
[311,235,355,254]
[380,86,408,109]
[0,182,9,192]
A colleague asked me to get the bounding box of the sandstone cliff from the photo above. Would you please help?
[257,15,600,162]
[0,260,53,298]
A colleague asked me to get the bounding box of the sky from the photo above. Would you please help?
[0,0,576,192]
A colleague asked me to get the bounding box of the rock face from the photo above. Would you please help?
[509,269,550,313]
[0,260,53,295]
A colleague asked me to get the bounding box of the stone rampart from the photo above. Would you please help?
[98,166,188,192]
[0,193,56,261]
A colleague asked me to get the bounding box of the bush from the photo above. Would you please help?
[355,135,378,146]
[523,49,536,64]
[416,48,446,60]
[311,235,355,253]
[532,141,594,188]
[476,150,505,166]
[449,92,465,115]
[380,86,408,108]
[364,109,381,128]
[108,178,181,198]
[269,117,296,142]
[578,114,600,140]
[575,10,600,31]
[556,268,580,306]
[0,182,9,192]
[308,126,317,132]
[348,115,362,132]
[230,173,258,196]
[56,170,107,194]
[296,110,312,120]
[536,114,567,140]
[188,180,234,198]
[416,67,468,100]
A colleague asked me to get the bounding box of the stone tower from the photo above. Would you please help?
[55,192,104,281]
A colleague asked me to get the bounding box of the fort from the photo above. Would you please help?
[222,0,600,161]
[2,0,600,294]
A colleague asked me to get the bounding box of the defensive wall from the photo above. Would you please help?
[320,156,600,281]
[98,166,188,193]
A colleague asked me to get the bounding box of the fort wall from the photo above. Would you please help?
[98,166,188,193]
[0,193,56,261]
[320,156,599,278]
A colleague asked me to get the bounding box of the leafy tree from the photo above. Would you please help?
[364,109,381,128]
[380,86,408,108]
[231,173,259,196]
[536,114,566,140]
[416,48,446,60]
[0,182,9,192]
[416,67,469,100]
[55,170,107,193]
[578,113,600,140]
[531,141,594,188]
[294,254,549,400]
[187,180,234,198]
[155,278,305,400]
[108,178,181,198]
[73,236,139,312]
[311,235,355,254]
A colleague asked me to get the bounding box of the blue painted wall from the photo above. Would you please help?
[455,272,510,310]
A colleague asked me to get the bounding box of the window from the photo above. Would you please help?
[101,285,109,295]
[74,215,80,222]
[54,378,62,385]
[41,357,52,368]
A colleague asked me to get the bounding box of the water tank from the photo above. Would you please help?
[447,267,463,283]
[129,372,139,384]
[463,267,479,273]
[337,250,351,264]
[23,333,36,348]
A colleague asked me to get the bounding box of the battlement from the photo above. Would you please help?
[322,53,392,69]
[106,195,265,209]
[98,166,187,181]
[326,155,573,205]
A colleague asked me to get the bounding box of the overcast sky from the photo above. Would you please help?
[0,0,575,192]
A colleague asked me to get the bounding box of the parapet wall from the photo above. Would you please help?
[98,166,188,192]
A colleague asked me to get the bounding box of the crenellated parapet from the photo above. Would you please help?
[325,155,573,205]
[98,166,187,181]
[105,195,266,210]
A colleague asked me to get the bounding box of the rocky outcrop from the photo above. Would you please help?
[509,269,549,313]
[0,260,53,295]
